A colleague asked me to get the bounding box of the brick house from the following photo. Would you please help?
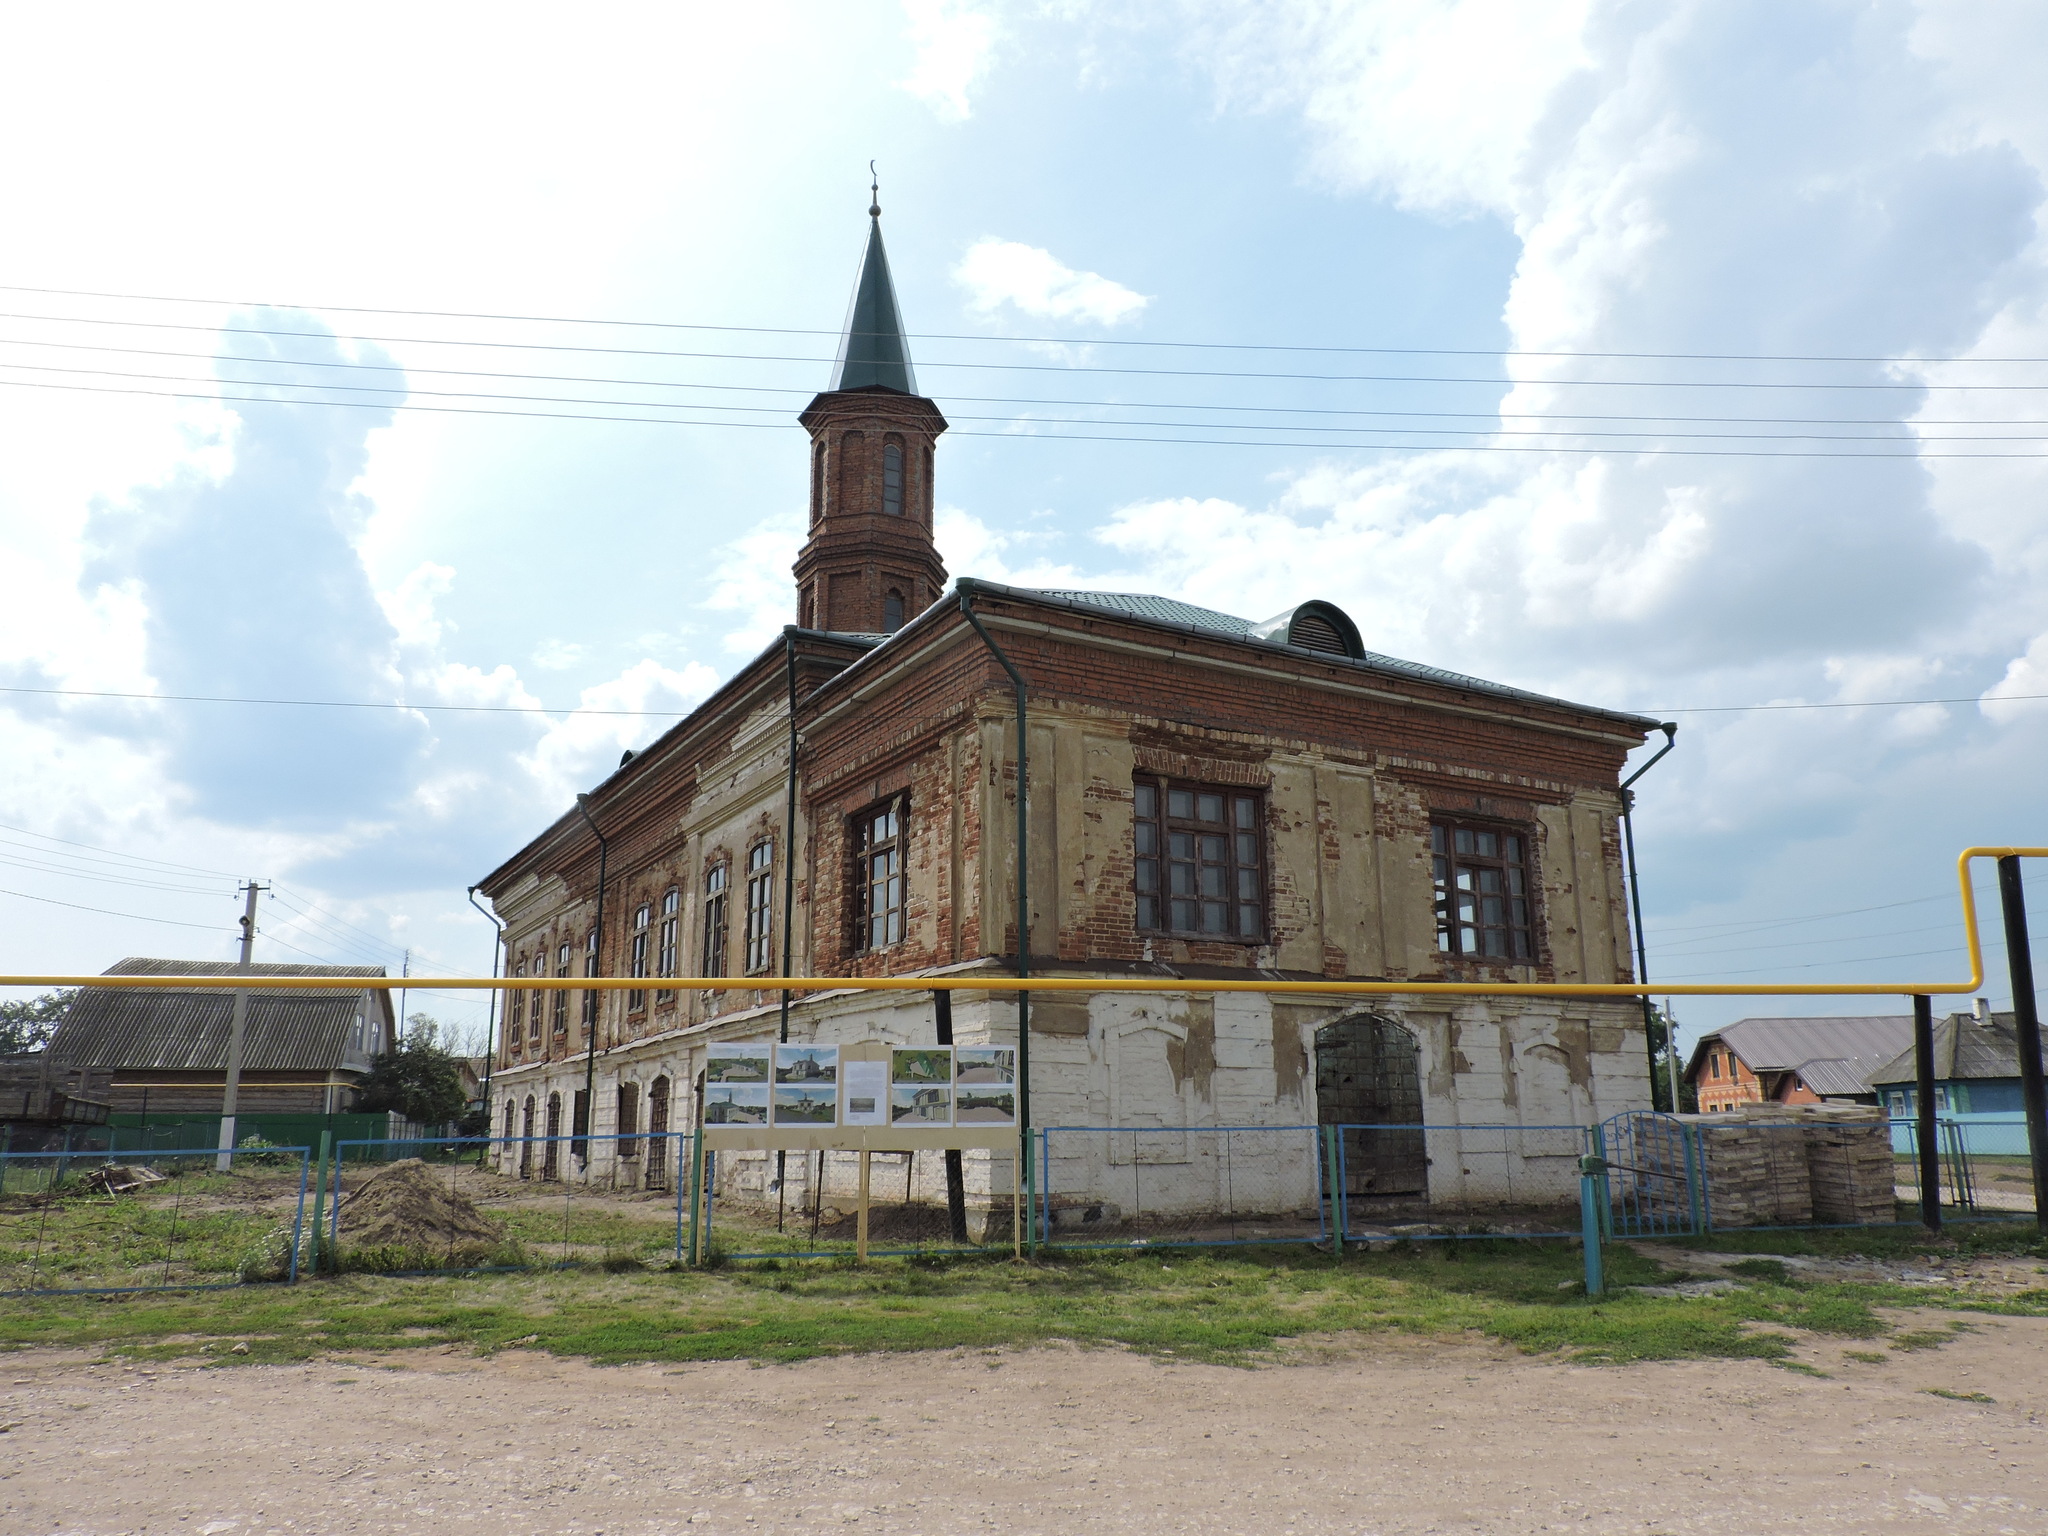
[474,205,1660,1216]
[1685,1015,1913,1112]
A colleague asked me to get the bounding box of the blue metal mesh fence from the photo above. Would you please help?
[0,1145,309,1295]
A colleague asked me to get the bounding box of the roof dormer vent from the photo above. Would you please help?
[1249,600,1364,660]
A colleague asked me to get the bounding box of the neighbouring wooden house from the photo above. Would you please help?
[44,959,394,1116]
[1868,1003,2046,1146]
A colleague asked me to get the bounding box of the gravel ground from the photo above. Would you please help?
[5,1317,2047,1535]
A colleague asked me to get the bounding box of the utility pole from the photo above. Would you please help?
[216,880,268,1172]
[398,948,411,1042]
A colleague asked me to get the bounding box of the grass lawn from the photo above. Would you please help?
[6,1232,2046,1372]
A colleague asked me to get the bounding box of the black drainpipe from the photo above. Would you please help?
[958,581,1033,1250]
[1619,723,1679,1109]
[776,631,802,1228]
[466,886,504,1166]
[573,794,609,1170]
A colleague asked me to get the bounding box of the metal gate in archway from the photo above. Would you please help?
[1599,1111,1701,1237]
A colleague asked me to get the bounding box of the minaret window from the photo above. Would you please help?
[882,440,904,515]
[884,590,906,632]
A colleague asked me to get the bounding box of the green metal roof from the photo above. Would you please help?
[829,217,918,394]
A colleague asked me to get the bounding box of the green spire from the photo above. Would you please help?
[829,206,918,395]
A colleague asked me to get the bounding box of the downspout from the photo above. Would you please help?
[777,630,802,1230]
[573,794,610,1171]
[466,885,505,1166]
[958,582,1033,1250]
[1619,723,1679,1110]
[780,631,801,1046]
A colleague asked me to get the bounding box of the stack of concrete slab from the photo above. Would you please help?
[1802,1105,1897,1224]
[1675,1105,1895,1228]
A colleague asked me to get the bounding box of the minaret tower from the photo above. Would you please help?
[793,180,948,634]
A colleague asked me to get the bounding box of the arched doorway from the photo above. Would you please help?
[1314,1014,1427,1201]
[646,1076,671,1189]
[542,1092,563,1180]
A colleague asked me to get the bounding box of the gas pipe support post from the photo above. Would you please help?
[1996,856,2048,1230]
[1579,1151,1608,1297]
[1913,993,1941,1232]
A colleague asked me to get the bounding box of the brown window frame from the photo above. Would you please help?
[507,958,525,1049]
[853,795,908,953]
[628,902,652,1011]
[1431,818,1536,963]
[656,887,680,1004]
[882,437,904,516]
[553,942,571,1033]
[744,840,775,974]
[702,863,730,978]
[527,951,545,1044]
[1133,777,1267,942]
[581,927,598,1033]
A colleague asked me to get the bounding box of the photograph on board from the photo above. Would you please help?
[955,1088,1017,1125]
[841,1058,888,1126]
[775,1044,839,1084]
[705,1044,771,1084]
[891,1083,953,1125]
[953,1048,1014,1084]
[704,1082,770,1124]
[891,1048,952,1085]
[773,1083,838,1126]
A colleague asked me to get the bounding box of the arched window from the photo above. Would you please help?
[882,439,904,515]
[883,590,906,632]
[542,1092,563,1180]
[519,1095,536,1179]
[646,1076,671,1189]
[810,440,825,525]
[837,431,865,513]
[617,1080,641,1160]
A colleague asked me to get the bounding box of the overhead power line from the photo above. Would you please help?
[0,820,239,879]
[9,280,2048,366]
[10,378,2048,459]
[0,885,229,929]
[11,334,2046,428]
[9,309,2048,391]
[6,682,2046,719]
[12,359,2043,446]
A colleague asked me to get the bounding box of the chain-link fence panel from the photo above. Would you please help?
[0,1146,309,1294]
[699,1145,1022,1259]
[325,1135,689,1273]
[1037,1125,1328,1249]
[1340,1122,1590,1240]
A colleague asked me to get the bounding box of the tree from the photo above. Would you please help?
[356,1014,469,1126]
[0,989,75,1055]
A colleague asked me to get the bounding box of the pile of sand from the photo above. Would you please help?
[337,1159,505,1261]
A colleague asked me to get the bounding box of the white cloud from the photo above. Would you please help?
[900,0,1000,121]
[955,238,1149,327]
[1981,634,2048,724]
[378,562,456,652]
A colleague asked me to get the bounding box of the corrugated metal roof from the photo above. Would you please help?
[1690,1014,1914,1096]
[45,957,387,1074]
[1789,1058,1875,1098]
[1869,1012,2039,1086]
[1027,588,1654,722]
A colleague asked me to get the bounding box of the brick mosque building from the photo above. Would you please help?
[476,201,1660,1218]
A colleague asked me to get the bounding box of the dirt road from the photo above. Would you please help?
[5,1318,2046,1534]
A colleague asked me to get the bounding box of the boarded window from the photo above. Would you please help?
[617,1081,640,1160]
[1314,1014,1426,1199]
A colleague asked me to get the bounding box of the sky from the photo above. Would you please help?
[2,0,2046,1054]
